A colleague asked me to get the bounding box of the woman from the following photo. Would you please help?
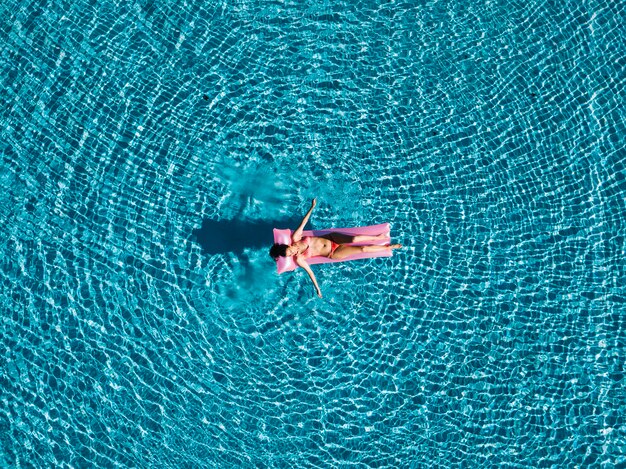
[269,199,402,297]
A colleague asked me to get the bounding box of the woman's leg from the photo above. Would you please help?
[330,243,402,260]
[323,233,354,244]
[324,232,389,244]
[352,233,389,243]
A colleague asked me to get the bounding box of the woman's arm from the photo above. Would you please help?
[291,198,317,242]
[296,256,322,298]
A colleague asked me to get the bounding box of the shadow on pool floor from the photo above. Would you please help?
[191,217,299,255]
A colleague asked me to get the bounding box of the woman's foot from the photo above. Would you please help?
[389,244,402,250]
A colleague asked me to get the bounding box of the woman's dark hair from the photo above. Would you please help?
[269,243,288,259]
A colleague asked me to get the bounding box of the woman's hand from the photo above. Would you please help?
[311,198,317,208]
[316,288,322,298]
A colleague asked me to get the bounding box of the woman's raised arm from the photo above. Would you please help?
[291,198,317,242]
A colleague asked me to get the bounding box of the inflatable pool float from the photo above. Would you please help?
[273,223,392,274]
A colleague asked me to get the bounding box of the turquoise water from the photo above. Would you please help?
[2,0,625,466]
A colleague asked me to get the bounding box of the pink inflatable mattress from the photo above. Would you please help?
[273,223,392,274]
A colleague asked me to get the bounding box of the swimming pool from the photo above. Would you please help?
[2,0,625,466]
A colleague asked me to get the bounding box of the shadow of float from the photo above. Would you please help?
[191,217,300,255]
[191,217,302,311]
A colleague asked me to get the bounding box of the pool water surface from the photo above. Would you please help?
[1,0,625,467]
